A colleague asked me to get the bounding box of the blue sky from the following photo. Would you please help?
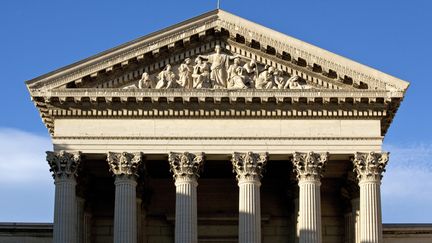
[0,0,431,223]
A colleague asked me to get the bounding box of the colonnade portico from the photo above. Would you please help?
[46,150,390,243]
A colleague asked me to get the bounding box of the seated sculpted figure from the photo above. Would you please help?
[192,57,211,89]
[178,58,193,89]
[155,64,178,89]
[242,59,258,88]
[227,57,248,89]
[255,66,275,89]
[273,69,287,89]
[138,72,152,89]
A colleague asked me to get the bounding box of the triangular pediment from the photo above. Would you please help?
[26,9,409,94]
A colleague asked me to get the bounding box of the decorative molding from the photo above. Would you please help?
[46,150,81,179]
[52,136,383,141]
[231,152,268,182]
[168,152,204,181]
[107,152,143,177]
[353,152,389,182]
[292,152,328,181]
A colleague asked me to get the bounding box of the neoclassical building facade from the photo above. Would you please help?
[26,9,411,243]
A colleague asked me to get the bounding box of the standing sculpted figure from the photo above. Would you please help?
[155,64,177,89]
[192,57,211,89]
[198,45,238,88]
[178,58,193,89]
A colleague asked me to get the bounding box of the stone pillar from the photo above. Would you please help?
[232,152,268,243]
[344,212,353,243]
[352,198,360,243]
[169,152,205,243]
[107,152,143,243]
[47,151,81,243]
[292,152,328,243]
[353,152,389,243]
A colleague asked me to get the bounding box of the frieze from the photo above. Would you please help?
[119,45,311,91]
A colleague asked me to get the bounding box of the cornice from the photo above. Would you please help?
[31,88,404,101]
[52,136,383,141]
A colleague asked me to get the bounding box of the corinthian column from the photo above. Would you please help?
[293,152,328,243]
[232,152,268,243]
[353,152,389,243]
[107,152,143,243]
[46,150,81,243]
[169,152,204,243]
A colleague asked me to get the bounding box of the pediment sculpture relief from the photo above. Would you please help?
[123,45,311,90]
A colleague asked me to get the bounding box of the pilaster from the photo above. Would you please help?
[108,152,143,243]
[353,152,389,243]
[292,152,328,243]
[47,150,81,243]
[232,152,268,243]
[169,152,205,243]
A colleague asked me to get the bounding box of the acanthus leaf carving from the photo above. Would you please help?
[46,150,81,180]
[168,152,205,181]
[107,152,143,178]
[292,152,328,181]
[232,152,268,182]
[353,152,389,182]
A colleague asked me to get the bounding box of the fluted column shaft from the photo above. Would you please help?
[232,152,268,243]
[47,151,81,243]
[298,179,322,243]
[293,152,328,243]
[353,152,388,243]
[238,179,261,243]
[53,177,78,243]
[169,152,204,243]
[175,177,198,243]
[108,152,143,243]
[114,176,138,243]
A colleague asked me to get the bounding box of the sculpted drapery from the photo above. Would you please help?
[123,45,309,91]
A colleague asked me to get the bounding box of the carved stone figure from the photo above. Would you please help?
[242,59,258,88]
[178,58,193,89]
[155,64,178,89]
[198,45,238,88]
[192,57,211,89]
[227,57,247,89]
[286,75,310,90]
[138,72,152,89]
[273,69,287,89]
[255,66,275,89]
[228,67,248,89]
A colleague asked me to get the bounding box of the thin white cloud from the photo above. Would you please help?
[382,143,432,223]
[0,128,52,185]
[0,128,54,222]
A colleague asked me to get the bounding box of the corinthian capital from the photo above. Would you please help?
[107,152,142,178]
[353,152,389,182]
[292,152,328,181]
[232,152,268,182]
[168,152,204,181]
[46,151,81,179]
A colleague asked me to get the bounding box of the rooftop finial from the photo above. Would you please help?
[217,0,220,9]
